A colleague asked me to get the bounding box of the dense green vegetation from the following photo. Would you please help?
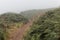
[0,12,28,24]
[0,12,28,40]
[24,8,60,40]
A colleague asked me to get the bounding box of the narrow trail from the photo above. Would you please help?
[9,13,45,40]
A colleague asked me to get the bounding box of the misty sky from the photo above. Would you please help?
[0,0,60,14]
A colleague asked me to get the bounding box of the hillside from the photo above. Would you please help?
[0,9,46,40]
[24,8,60,40]
[0,12,28,40]
[0,8,58,40]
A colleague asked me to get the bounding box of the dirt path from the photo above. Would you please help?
[12,20,32,40]
[9,13,45,40]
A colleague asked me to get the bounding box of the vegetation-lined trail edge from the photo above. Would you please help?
[8,13,45,40]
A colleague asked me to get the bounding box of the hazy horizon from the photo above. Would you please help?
[0,0,60,14]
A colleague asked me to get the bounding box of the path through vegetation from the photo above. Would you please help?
[9,13,45,40]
